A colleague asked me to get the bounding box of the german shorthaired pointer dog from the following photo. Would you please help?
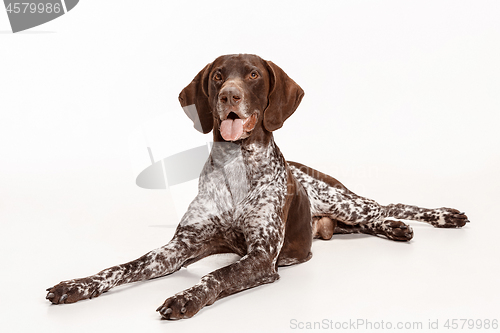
[46,54,469,319]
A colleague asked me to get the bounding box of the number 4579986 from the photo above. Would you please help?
[6,2,62,14]
[444,319,498,330]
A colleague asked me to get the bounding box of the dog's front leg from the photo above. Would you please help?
[157,221,283,320]
[46,221,221,304]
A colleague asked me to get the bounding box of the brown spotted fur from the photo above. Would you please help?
[46,54,469,320]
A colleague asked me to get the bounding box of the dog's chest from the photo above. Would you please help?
[198,140,287,223]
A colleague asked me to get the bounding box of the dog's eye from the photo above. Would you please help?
[213,73,222,81]
[250,72,259,79]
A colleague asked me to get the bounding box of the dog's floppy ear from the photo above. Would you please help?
[178,63,214,134]
[263,61,304,132]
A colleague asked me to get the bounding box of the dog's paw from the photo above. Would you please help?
[430,208,469,228]
[156,292,203,320]
[157,284,214,320]
[46,278,105,304]
[381,220,414,241]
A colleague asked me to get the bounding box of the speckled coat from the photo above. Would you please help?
[46,54,468,320]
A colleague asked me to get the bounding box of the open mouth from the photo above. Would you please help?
[220,112,257,141]
[227,111,240,120]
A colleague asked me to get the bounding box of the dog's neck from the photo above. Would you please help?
[207,135,284,205]
[210,132,278,166]
[208,115,285,202]
[209,124,283,182]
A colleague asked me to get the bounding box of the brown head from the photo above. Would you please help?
[178,54,304,143]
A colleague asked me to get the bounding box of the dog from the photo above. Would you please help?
[46,54,468,319]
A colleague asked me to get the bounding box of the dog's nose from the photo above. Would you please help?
[219,86,242,106]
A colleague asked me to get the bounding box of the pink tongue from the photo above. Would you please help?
[220,119,244,141]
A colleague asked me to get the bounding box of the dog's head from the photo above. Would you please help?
[179,54,304,142]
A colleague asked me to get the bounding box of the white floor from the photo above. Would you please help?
[1,178,499,333]
[1,1,499,332]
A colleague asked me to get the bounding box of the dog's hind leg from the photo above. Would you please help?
[334,219,414,241]
[290,161,467,241]
[383,203,469,228]
[312,216,413,241]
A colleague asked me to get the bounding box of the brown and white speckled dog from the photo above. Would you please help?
[46,54,469,319]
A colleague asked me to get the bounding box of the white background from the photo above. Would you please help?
[1,1,499,332]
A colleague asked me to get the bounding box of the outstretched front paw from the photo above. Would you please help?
[433,208,469,228]
[46,278,105,304]
[157,284,215,320]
